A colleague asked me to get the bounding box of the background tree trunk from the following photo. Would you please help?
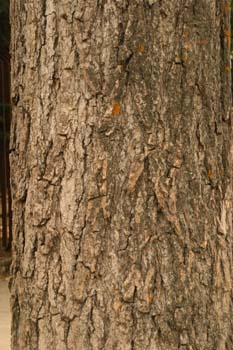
[10,1,232,349]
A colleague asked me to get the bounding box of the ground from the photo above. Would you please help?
[0,275,10,349]
[0,246,11,350]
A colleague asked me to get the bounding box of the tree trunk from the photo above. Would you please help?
[10,1,232,349]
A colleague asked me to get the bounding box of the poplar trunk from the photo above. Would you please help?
[10,1,233,349]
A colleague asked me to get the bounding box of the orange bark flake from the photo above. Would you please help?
[113,299,122,312]
[225,3,230,13]
[184,42,192,51]
[146,293,154,305]
[112,101,121,115]
[225,29,231,37]
[225,66,231,72]
[201,37,207,46]
[138,44,145,53]
[208,170,213,179]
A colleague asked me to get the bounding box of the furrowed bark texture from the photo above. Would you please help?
[10,1,232,349]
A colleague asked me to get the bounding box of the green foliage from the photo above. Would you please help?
[0,0,9,48]
[0,0,8,15]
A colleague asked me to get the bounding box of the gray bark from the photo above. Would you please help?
[10,1,232,349]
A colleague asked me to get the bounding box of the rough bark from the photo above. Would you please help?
[10,1,232,349]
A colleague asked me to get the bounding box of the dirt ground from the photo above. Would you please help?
[0,276,11,349]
